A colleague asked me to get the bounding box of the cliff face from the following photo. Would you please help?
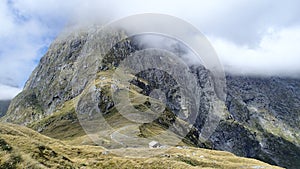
[3,27,128,124]
[2,27,299,168]
[0,100,10,118]
[213,76,300,168]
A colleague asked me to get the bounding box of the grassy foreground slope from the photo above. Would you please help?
[0,123,282,169]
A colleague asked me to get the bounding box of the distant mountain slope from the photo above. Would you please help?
[0,100,10,118]
[226,75,300,143]
[222,75,300,168]
[0,123,282,169]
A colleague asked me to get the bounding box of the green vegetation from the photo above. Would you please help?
[28,99,85,140]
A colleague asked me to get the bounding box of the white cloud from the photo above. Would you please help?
[0,0,64,87]
[210,26,300,77]
[0,1,15,37]
[0,84,22,100]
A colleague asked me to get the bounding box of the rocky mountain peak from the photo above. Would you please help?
[1,26,300,168]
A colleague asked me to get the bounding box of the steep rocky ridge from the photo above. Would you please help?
[2,27,128,124]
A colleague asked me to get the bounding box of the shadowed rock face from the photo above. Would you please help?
[0,100,10,117]
[221,75,300,168]
[2,27,299,168]
[226,76,300,129]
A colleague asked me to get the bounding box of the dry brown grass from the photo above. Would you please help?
[0,123,283,169]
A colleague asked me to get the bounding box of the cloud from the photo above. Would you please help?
[130,34,202,66]
[0,84,22,100]
[0,0,65,88]
[58,0,300,46]
[209,26,300,77]
[12,0,300,46]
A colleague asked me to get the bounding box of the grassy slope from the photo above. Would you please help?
[0,123,282,169]
[28,99,86,140]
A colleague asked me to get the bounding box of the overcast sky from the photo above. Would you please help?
[1,0,300,100]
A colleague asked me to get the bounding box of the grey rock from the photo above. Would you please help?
[0,100,10,118]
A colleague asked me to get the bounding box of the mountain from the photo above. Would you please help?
[0,100,10,118]
[1,26,299,168]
